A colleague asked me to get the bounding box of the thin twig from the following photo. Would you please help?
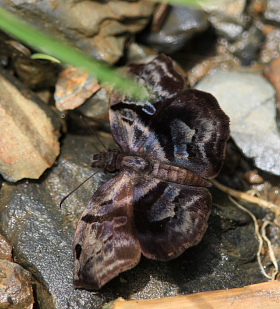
[211,180,280,226]
[261,221,279,280]
[228,196,274,280]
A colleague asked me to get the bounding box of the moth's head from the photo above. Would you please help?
[91,149,122,173]
[91,152,107,169]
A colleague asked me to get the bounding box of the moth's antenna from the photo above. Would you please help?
[81,116,108,152]
[59,170,99,208]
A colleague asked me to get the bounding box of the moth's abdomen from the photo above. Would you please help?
[121,155,210,187]
[150,162,211,187]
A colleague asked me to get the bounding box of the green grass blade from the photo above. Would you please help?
[0,6,149,100]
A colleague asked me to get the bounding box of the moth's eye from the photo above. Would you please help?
[75,244,82,259]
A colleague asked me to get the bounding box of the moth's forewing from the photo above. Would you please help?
[73,172,141,290]
[110,102,167,157]
[147,89,230,178]
[127,54,185,102]
[109,56,229,179]
[133,178,212,260]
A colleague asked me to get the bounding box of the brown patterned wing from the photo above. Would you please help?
[133,178,212,260]
[73,171,141,290]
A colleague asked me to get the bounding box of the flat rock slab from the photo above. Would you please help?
[0,134,267,308]
[196,69,280,176]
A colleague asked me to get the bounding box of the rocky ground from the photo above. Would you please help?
[0,1,280,308]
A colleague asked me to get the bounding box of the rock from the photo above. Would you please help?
[229,25,265,65]
[204,0,247,40]
[0,260,34,309]
[0,69,61,182]
[0,234,12,261]
[200,0,264,65]
[248,0,267,16]
[243,170,264,184]
[55,66,101,112]
[195,69,280,176]
[0,0,155,64]
[0,134,117,309]
[187,52,240,87]
[1,38,61,90]
[0,134,269,308]
[264,56,280,123]
[260,27,280,64]
[140,5,208,54]
[202,0,264,65]
[13,56,60,90]
[76,88,110,120]
[125,42,156,63]
[264,0,280,25]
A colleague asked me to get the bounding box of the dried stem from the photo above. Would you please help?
[211,180,280,226]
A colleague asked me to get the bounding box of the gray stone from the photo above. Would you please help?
[229,25,265,65]
[203,0,247,40]
[195,69,280,176]
[264,0,280,25]
[141,5,208,54]
[77,88,109,120]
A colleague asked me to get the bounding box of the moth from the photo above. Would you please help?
[73,54,230,290]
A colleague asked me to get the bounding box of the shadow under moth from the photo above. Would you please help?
[73,54,230,290]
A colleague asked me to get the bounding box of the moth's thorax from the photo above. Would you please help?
[121,155,152,173]
[91,149,123,172]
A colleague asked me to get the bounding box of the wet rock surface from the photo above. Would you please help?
[0,134,114,309]
[0,134,269,308]
[140,5,208,54]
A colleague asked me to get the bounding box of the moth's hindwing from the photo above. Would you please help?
[133,177,212,260]
[73,172,141,290]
